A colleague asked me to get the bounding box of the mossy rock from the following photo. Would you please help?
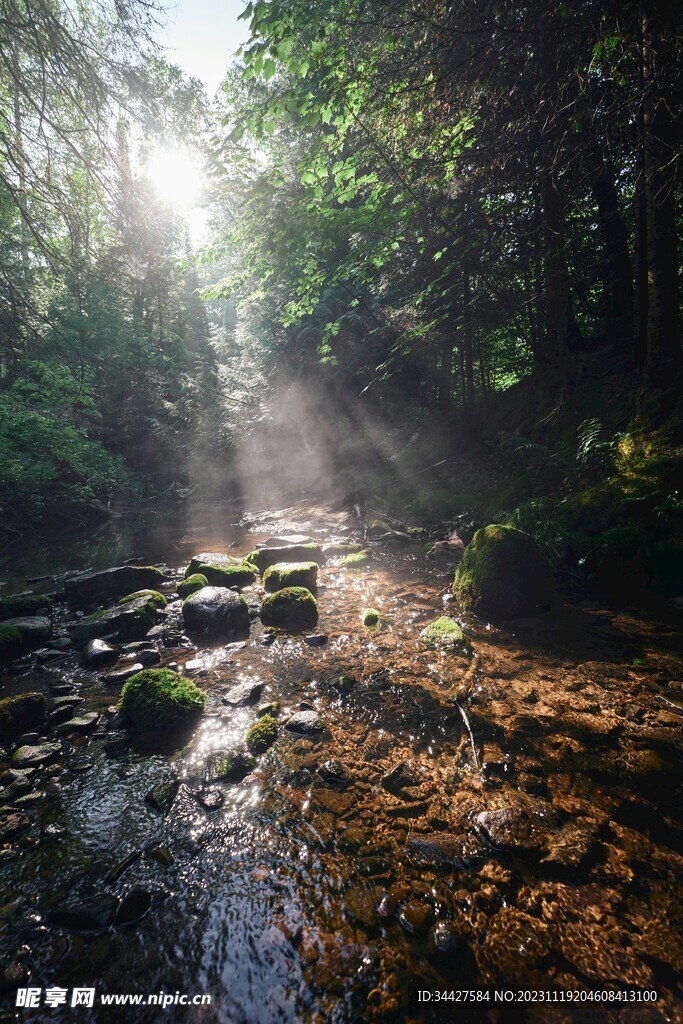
[263,561,318,593]
[420,616,466,648]
[70,595,158,646]
[195,563,257,589]
[247,544,325,574]
[260,587,319,629]
[324,543,363,556]
[205,749,255,783]
[1,617,52,655]
[339,549,372,568]
[246,714,278,754]
[119,669,206,731]
[0,593,53,621]
[0,692,47,742]
[64,566,164,606]
[362,608,381,627]
[454,524,553,620]
[118,589,167,609]
[185,552,245,577]
[0,624,22,662]
[177,574,208,600]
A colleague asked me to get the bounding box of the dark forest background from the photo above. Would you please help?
[0,0,680,591]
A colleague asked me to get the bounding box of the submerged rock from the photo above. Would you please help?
[205,749,255,783]
[181,587,250,638]
[145,778,180,814]
[454,524,553,619]
[339,550,372,568]
[115,888,152,926]
[50,894,119,932]
[429,921,466,956]
[0,692,47,743]
[55,713,99,735]
[405,833,464,868]
[260,587,318,629]
[64,566,164,606]
[101,663,144,685]
[475,807,537,850]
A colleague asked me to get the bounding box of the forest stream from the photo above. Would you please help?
[0,503,682,1024]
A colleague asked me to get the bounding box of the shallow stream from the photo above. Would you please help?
[0,503,681,1023]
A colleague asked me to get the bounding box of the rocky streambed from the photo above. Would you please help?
[0,503,682,1023]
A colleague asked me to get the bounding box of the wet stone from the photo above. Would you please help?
[285,711,324,735]
[205,750,255,784]
[50,894,119,932]
[196,787,224,810]
[115,888,152,926]
[223,680,264,707]
[56,713,99,735]
[406,832,464,867]
[429,921,465,956]
[317,759,350,785]
[344,887,378,929]
[475,807,537,850]
[304,634,327,646]
[381,761,421,794]
[145,779,180,814]
[80,638,120,668]
[50,683,77,696]
[101,663,144,685]
[12,742,61,768]
[0,812,32,841]
[399,901,435,934]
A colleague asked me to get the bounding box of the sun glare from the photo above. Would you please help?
[147,146,204,209]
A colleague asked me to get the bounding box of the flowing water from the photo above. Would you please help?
[0,503,682,1023]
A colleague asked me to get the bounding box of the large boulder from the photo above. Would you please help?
[70,595,158,646]
[181,586,250,638]
[247,545,325,573]
[0,692,47,742]
[453,525,553,620]
[260,587,318,629]
[263,561,318,593]
[64,566,164,606]
[1,616,52,655]
[119,669,206,731]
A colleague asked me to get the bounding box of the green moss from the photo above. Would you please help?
[0,691,46,741]
[196,563,257,588]
[260,586,319,629]
[177,573,208,600]
[0,594,52,620]
[0,623,21,659]
[119,668,206,731]
[421,616,465,646]
[263,561,318,593]
[362,607,381,627]
[71,593,158,646]
[454,524,553,619]
[339,549,372,568]
[246,714,278,754]
[118,589,167,609]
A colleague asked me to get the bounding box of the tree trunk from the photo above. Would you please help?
[588,147,634,340]
[642,0,681,381]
